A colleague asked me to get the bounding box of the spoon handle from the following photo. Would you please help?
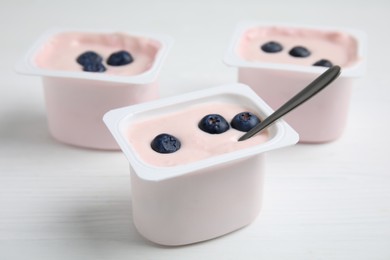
[238,65,341,142]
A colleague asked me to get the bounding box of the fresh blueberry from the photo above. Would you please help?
[313,59,333,67]
[289,46,311,58]
[198,114,230,134]
[261,41,283,53]
[82,62,106,72]
[230,112,261,132]
[151,133,181,154]
[76,51,103,66]
[107,50,134,66]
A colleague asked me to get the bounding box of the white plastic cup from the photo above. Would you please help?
[224,21,367,143]
[103,84,299,245]
[15,28,173,150]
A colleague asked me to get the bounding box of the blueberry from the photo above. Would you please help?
[107,50,134,66]
[76,51,103,66]
[289,46,311,58]
[198,114,230,134]
[230,112,261,132]
[151,133,181,154]
[261,41,283,53]
[313,59,333,67]
[82,62,106,72]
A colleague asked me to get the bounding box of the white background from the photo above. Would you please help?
[1,0,389,259]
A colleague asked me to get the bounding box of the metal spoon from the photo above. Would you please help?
[238,65,341,142]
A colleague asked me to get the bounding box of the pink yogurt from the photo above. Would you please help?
[127,101,269,167]
[238,26,359,67]
[34,31,160,76]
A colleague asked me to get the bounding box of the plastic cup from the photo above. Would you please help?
[224,21,366,143]
[15,28,173,150]
[103,84,298,245]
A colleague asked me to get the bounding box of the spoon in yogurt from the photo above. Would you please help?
[238,65,341,141]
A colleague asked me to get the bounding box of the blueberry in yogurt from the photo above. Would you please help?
[230,112,261,132]
[76,51,103,66]
[313,59,333,67]
[82,62,106,72]
[261,41,283,53]
[289,46,311,58]
[107,50,134,66]
[77,51,106,72]
[198,114,230,134]
[151,133,181,153]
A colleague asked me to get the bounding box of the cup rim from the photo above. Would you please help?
[103,83,299,181]
[15,27,174,85]
[223,20,367,78]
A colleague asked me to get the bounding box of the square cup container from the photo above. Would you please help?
[15,28,173,150]
[103,84,299,246]
[224,21,367,143]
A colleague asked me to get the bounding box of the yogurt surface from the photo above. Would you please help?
[127,102,269,167]
[34,31,160,76]
[237,26,359,67]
